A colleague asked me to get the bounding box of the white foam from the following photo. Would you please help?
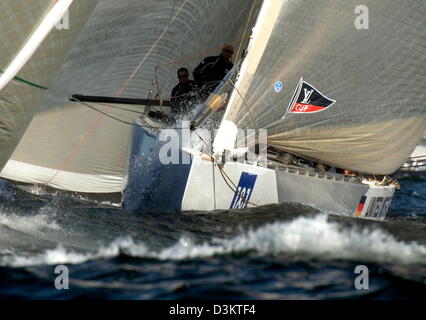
[28,186,121,207]
[0,210,62,234]
[0,237,146,267]
[2,215,426,267]
[2,245,91,266]
[149,215,426,264]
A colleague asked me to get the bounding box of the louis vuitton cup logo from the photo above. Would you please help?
[283,78,336,117]
[301,88,314,104]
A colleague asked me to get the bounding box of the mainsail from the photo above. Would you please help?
[216,0,426,175]
[1,0,260,193]
[0,0,96,171]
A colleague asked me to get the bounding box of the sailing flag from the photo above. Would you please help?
[282,78,336,119]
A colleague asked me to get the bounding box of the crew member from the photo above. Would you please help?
[170,67,199,118]
[193,44,234,94]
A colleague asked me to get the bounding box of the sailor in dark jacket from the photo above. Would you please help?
[193,45,234,93]
[170,67,199,119]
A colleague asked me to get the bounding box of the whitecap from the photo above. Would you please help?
[2,214,426,267]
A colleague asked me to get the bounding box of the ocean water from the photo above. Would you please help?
[0,177,425,300]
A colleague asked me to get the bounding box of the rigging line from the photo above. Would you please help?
[192,129,210,147]
[194,134,257,207]
[228,79,259,131]
[0,70,48,90]
[74,99,182,130]
[234,0,257,62]
[204,153,257,207]
[217,163,238,190]
[189,94,258,207]
[217,162,257,207]
[44,0,189,185]
[116,0,189,97]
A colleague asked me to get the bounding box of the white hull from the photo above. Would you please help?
[182,156,394,220]
[122,123,395,221]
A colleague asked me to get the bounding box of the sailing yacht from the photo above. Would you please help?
[121,0,425,220]
[2,0,425,221]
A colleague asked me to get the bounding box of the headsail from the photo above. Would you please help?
[1,0,261,193]
[216,0,426,175]
[0,0,97,171]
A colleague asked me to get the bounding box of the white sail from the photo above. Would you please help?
[216,0,426,175]
[1,0,260,193]
[0,0,97,171]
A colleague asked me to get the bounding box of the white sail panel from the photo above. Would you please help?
[0,0,97,171]
[1,103,139,192]
[2,0,259,193]
[221,0,426,175]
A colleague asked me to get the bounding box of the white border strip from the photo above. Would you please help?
[1,159,122,193]
[0,0,74,90]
